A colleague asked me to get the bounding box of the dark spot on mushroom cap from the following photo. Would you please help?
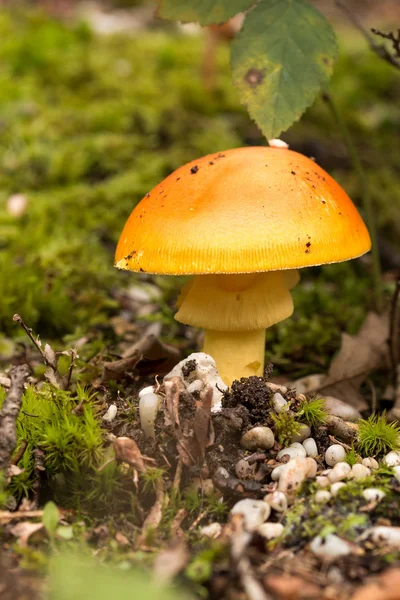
[176,177,181,181]
[140,268,145,272]
[209,161,214,165]
[190,165,199,174]
[244,68,266,88]
[321,200,326,204]
[291,171,296,175]
[306,242,311,248]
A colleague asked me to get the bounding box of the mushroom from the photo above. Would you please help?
[115,146,371,386]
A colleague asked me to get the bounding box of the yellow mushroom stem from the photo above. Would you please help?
[174,270,300,386]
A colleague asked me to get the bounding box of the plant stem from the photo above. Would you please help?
[322,92,382,309]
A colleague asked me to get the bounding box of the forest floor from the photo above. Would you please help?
[1,4,400,600]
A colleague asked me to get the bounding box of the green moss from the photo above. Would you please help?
[358,413,400,457]
[270,410,301,446]
[345,447,361,466]
[297,396,327,428]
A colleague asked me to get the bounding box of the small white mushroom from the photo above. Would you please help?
[316,476,330,488]
[362,457,379,470]
[310,534,352,560]
[350,464,371,479]
[360,526,400,548]
[362,488,385,502]
[315,490,331,503]
[291,424,311,443]
[277,447,304,461]
[200,522,222,538]
[278,457,317,494]
[102,404,118,422]
[263,491,287,512]
[272,393,288,414]
[139,387,160,438]
[241,427,275,451]
[257,522,284,540]
[230,499,271,532]
[330,482,346,496]
[328,462,351,483]
[383,451,400,467]
[271,465,284,481]
[303,438,318,458]
[325,445,346,467]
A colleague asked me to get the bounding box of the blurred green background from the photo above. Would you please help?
[0,0,399,375]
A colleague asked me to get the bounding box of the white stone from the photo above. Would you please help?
[330,482,346,496]
[325,445,346,467]
[271,465,284,481]
[303,438,318,458]
[350,464,371,479]
[315,490,331,503]
[310,534,352,560]
[328,462,351,483]
[393,466,400,482]
[278,457,317,494]
[215,466,230,480]
[241,427,275,451]
[164,352,228,411]
[291,424,311,443]
[277,447,304,461]
[360,526,400,548]
[7,193,28,218]
[266,382,288,395]
[263,491,287,512]
[384,451,400,467]
[272,393,287,414]
[268,138,289,149]
[102,404,117,422]
[230,499,270,532]
[200,522,222,539]
[257,522,284,540]
[362,457,379,470]
[362,488,385,502]
[316,476,330,488]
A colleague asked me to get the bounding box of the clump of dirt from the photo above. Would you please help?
[222,376,273,425]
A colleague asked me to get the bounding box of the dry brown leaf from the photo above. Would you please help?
[193,386,213,462]
[9,521,44,547]
[113,437,146,472]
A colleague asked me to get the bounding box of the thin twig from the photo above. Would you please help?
[0,365,30,470]
[13,314,47,362]
[322,92,382,309]
[10,440,28,466]
[335,1,400,70]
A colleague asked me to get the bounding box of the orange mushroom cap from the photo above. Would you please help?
[115,147,371,275]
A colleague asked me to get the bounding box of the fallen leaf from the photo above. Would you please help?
[153,540,188,583]
[113,437,146,472]
[10,521,44,547]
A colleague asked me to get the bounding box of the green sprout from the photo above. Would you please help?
[358,413,400,457]
[345,446,361,466]
[297,396,327,429]
[271,411,301,445]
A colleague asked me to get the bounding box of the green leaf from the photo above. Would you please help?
[231,0,338,138]
[42,501,60,538]
[157,0,255,26]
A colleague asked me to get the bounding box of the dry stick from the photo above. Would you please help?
[10,440,28,466]
[0,365,30,471]
[389,278,400,372]
[335,0,400,70]
[322,93,382,310]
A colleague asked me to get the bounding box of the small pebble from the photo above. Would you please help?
[292,424,311,443]
[264,491,287,512]
[192,478,214,496]
[303,437,318,458]
[328,462,351,483]
[277,447,304,461]
[362,457,379,470]
[271,465,284,481]
[200,522,222,538]
[350,464,371,479]
[360,526,400,548]
[384,451,400,467]
[315,490,331,503]
[230,499,270,532]
[272,393,288,414]
[393,465,400,482]
[316,476,330,488]
[325,444,346,467]
[310,534,352,560]
[257,522,284,540]
[102,404,118,422]
[241,427,275,451]
[362,488,385,502]
[330,482,346,496]
[235,459,256,480]
[215,466,230,480]
[278,457,317,494]
[266,382,288,395]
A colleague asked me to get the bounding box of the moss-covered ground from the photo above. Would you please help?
[1,6,400,600]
